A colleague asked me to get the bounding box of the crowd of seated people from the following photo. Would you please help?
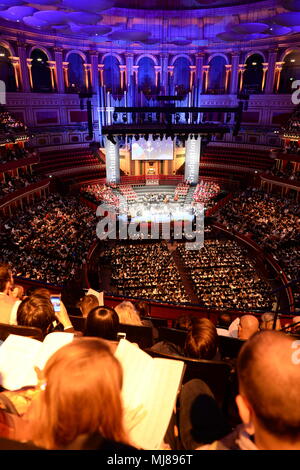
[267,161,300,183]
[177,239,274,311]
[193,181,220,204]
[174,183,190,200]
[102,242,190,304]
[1,262,300,450]
[80,184,119,206]
[217,188,300,251]
[0,110,27,133]
[117,185,137,202]
[217,187,300,307]
[0,145,36,165]
[0,170,42,198]
[0,194,97,284]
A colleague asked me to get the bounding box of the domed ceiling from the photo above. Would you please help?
[0,0,299,44]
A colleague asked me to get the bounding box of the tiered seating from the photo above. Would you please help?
[192,181,220,203]
[36,148,101,174]
[118,184,137,202]
[202,146,272,171]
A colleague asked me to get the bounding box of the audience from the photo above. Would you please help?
[237,315,259,341]
[77,294,99,318]
[184,318,219,360]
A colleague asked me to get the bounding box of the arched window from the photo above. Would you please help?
[173,57,190,95]
[0,46,16,92]
[68,53,85,93]
[103,55,120,94]
[138,57,156,94]
[30,49,51,92]
[242,53,264,94]
[279,51,300,94]
[207,56,227,94]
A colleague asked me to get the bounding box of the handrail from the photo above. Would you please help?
[0,155,39,173]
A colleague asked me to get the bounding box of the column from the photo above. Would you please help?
[160,53,168,91]
[195,53,205,91]
[230,53,240,94]
[89,51,99,93]
[238,64,246,93]
[17,43,30,92]
[125,53,134,86]
[98,64,104,86]
[62,62,69,89]
[83,63,92,91]
[189,65,196,90]
[275,62,285,93]
[265,50,278,94]
[8,57,21,90]
[225,64,231,93]
[132,65,139,84]
[262,63,268,92]
[54,48,65,93]
[119,65,126,90]
[48,60,57,91]
[185,136,201,184]
[26,58,33,90]
[202,65,210,93]
[154,65,161,87]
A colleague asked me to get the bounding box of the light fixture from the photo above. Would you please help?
[291,59,296,63]
[252,62,257,66]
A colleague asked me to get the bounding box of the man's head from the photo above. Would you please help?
[0,263,13,294]
[238,315,259,340]
[261,312,281,331]
[77,294,99,318]
[17,294,56,337]
[11,285,24,300]
[236,331,300,449]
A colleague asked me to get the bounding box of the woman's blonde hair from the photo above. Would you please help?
[27,337,127,449]
[115,301,142,326]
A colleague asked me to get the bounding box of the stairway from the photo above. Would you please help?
[169,244,199,304]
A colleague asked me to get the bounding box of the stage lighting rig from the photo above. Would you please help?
[108,135,116,145]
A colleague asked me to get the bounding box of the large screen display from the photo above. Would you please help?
[131,136,173,160]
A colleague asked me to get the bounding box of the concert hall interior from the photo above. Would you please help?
[0,0,300,453]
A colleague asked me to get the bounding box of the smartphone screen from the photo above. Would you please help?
[117,332,126,341]
[50,296,61,313]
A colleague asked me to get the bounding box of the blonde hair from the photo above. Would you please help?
[115,301,142,326]
[26,338,127,449]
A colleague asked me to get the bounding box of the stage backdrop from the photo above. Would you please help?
[105,137,120,183]
[184,135,201,184]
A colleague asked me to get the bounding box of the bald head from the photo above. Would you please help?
[238,315,259,340]
[261,312,281,331]
[238,331,300,440]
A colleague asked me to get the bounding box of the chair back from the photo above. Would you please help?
[157,327,187,348]
[118,323,153,349]
[218,335,245,359]
[0,323,43,342]
[69,315,86,333]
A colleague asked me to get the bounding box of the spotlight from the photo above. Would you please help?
[226,113,231,123]
[145,134,149,141]
[147,113,152,122]
[153,134,158,141]
[122,113,127,123]
[175,113,180,123]
[194,134,199,140]
[113,112,118,122]
[160,133,164,141]
[134,134,140,141]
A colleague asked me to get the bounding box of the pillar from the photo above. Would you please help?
[230,53,240,94]
[265,50,278,94]
[17,43,30,92]
[54,48,65,93]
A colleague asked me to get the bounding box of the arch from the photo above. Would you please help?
[103,54,121,93]
[0,41,15,57]
[30,48,52,92]
[171,54,193,66]
[207,55,227,93]
[207,53,229,65]
[0,45,16,92]
[101,52,124,65]
[137,56,156,92]
[173,56,190,93]
[280,48,300,63]
[65,49,87,63]
[242,53,264,94]
[67,52,85,92]
[279,50,300,94]
[28,45,52,62]
[136,53,158,66]
[244,50,266,63]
